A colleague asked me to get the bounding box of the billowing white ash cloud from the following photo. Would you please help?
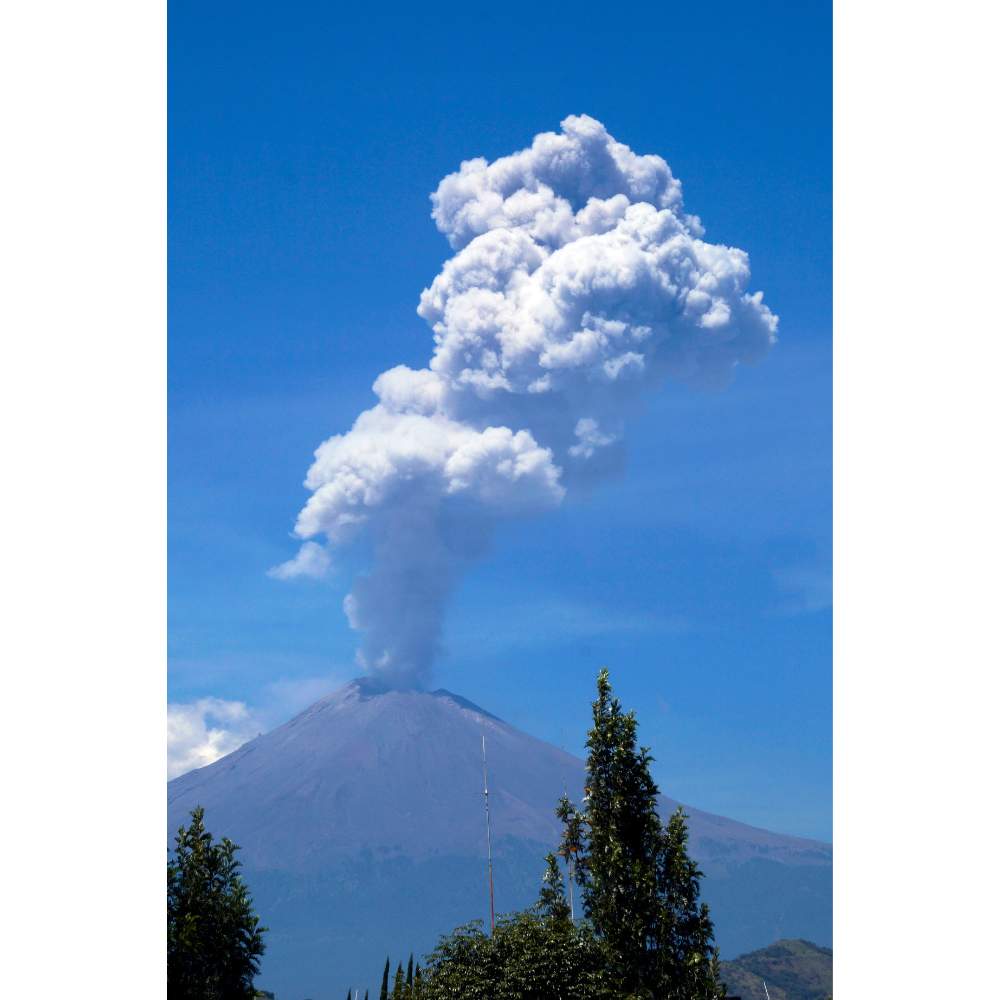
[274,115,778,688]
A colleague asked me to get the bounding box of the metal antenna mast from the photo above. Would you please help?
[481,734,496,934]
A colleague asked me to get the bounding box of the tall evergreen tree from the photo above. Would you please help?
[391,962,405,999]
[654,809,723,999]
[379,958,390,1000]
[558,669,725,999]
[167,806,267,1000]
[406,954,414,990]
[559,669,661,992]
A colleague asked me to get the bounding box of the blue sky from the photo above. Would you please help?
[169,0,830,838]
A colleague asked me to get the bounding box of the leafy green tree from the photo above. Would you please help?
[167,806,267,1000]
[557,669,662,992]
[559,669,725,999]
[537,852,572,923]
[654,809,722,998]
[656,823,723,998]
[418,916,613,1000]
[556,792,585,903]
[419,923,496,998]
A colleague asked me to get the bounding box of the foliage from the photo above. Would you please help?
[554,669,725,999]
[167,806,267,1000]
[379,957,390,1000]
[654,808,723,999]
[376,670,726,999]
[418,915,613,1000]
[537,852,572,923]
[372,954,420,999]
[391,961,405,998]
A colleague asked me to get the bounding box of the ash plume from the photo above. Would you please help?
[273,115,778,688]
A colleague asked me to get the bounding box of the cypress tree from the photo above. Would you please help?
[391,962,405,999]
[379,957,390,1000]
[406,954,414,989]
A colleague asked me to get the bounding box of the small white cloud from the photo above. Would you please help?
[167,698,260,779]
[569,417,617,459]
[268,541,332,580]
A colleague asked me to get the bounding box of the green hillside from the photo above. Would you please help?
[720,938,832,1000]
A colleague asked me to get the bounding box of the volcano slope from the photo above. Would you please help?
[167,679,831,998]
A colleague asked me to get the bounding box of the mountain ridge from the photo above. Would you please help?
[720,938,833,1000]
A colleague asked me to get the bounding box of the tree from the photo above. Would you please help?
[418,917,612,1000]
[167,806,267,1000]
[391,961,405,999]
[379,958,390,1000]
[654,809,722,999]
[558,669,663,992]
[536,852,572,923]
[378,670,725,999]
[376,956,420,999]
[558,669,725,999]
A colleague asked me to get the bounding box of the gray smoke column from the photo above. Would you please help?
[272,115,778,688]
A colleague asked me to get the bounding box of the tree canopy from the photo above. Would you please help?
[556,668,725,998]
[167,806,267,1000]
[417,914,612,1000]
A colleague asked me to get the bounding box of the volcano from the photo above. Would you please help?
[168,679,831,999]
